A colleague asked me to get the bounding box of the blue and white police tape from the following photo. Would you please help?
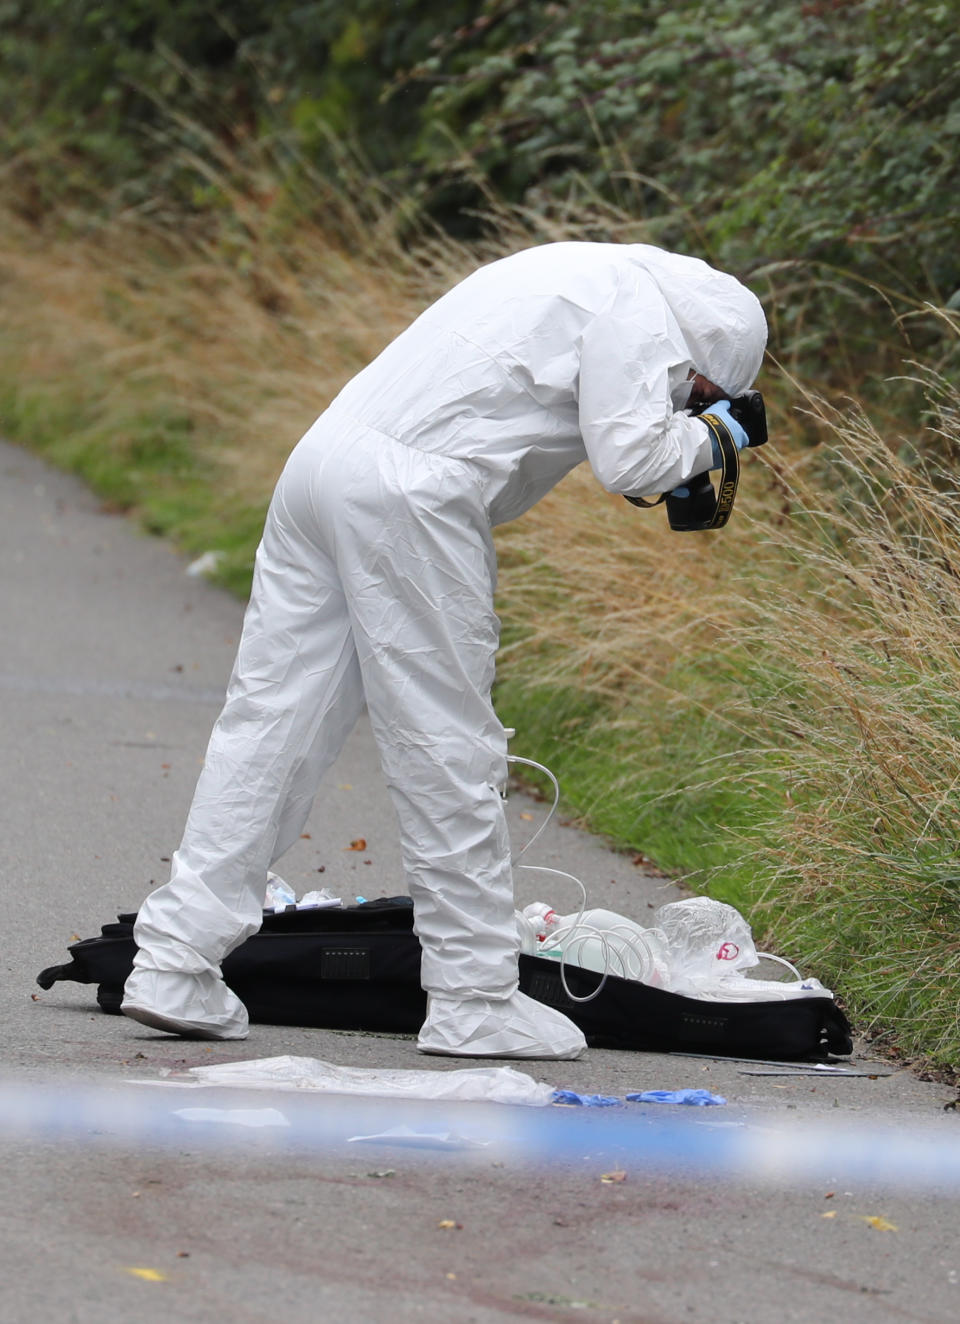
[2,1074,960,1190]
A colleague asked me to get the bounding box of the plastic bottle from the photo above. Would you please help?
[264,872,296,912]
[523,904,670,987]
[515,909,542,955]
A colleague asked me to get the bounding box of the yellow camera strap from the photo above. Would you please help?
[696,409,741,530]
[623,412,742,530]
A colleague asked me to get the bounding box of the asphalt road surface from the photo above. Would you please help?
[3,437,960,1324]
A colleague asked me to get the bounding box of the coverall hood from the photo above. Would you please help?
[630,245,767,397]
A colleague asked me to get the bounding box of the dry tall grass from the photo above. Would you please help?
[493,355,960,1061]
[735,368,960,1058]
[1,209,431,505]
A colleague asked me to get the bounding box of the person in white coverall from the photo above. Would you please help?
[122,241,767,1059]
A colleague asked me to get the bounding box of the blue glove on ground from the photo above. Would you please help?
[626,1088,727,1106]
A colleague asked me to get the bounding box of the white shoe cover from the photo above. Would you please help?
[417,989,586,1060]
[122,967,249,1040]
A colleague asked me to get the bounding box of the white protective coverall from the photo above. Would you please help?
[122,242,767,1058]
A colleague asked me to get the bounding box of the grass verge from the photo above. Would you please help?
[494,369,960,1065]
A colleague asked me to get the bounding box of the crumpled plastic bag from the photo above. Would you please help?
[522,894,831,1003]
[263,874,342,912]
[655,897,758,979]
[180,1055,556,1107]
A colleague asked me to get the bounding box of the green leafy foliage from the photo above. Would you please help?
[4,1,957,369]
[404,0,960,327]
[0,0,471,209]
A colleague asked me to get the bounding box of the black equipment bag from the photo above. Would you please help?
[37,897,853,1059]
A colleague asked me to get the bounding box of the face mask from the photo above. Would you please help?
[670,377,694,411]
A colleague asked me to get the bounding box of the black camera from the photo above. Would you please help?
[626,390,767,532]
[719,390,767,448]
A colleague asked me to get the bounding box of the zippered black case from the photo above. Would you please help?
[37,897,853,1059]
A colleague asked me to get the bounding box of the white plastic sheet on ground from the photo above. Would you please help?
[173,1106,291,1128]
[176,1056,555,1106]
[346,1125,490,1150]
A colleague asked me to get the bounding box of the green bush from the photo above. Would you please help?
[5,1,956,377]
[406,1,960,337]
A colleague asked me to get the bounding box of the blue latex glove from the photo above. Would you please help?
[552,1089,622,1108]
[703,398,749,457]
[671,399,748,497]
[626,1088,727,1106]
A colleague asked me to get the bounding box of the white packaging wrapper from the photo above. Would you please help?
[181,1055,556,1106]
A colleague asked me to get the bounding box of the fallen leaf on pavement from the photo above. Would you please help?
[861,1215,898,1232]
[345,838,367,851]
